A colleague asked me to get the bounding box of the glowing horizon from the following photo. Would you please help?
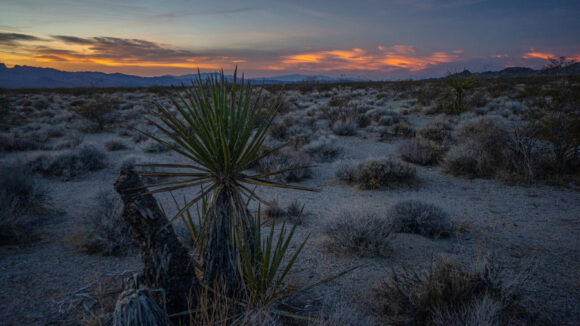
[1,1,578,79]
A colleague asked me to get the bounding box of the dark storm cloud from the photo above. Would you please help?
[45,35,204,62]
[0,32,44,45]
[51,35,94,45]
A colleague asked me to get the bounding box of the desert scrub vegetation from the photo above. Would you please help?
[303,135,343,162]
[397,138,443,165]
[73,190,136,255]
[442,117,511,178]
[123,69,352,324]
[336,157,417,190]
[255,148,313,182]
[0,132,38,152]
[373,256,550,326]
[389,200,453,239]
[28,143,107,180]
[0,165,51,244]
[331,117,357,136]
[441,73,476,115]
[325,212,394,257]
[69,95,120,131]
[104,138,128,151]
[262,199,306,225]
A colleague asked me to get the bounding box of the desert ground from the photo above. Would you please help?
[0,77,579,325]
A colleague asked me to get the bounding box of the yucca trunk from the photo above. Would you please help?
[202,186,256,293]
[114,168,199,315]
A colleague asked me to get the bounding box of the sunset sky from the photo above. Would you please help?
[1,0,579,79]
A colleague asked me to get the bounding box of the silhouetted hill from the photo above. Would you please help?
[449,63,580,79]
[1,62,579,89]
[0,64,352,89]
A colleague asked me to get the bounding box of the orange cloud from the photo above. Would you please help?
[281,47,459,72]
[523,51,554,60]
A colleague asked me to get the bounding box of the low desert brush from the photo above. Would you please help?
[0,165,51,244]
[325,212,394,257]
[373,256,550,326]
[389,200,452,239]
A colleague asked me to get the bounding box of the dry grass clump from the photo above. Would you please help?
[377,111,404,126]
[0,132,38,152]
[303,136,343,162]
[397,138,443,165]
[256,149,313,183]
[336,158,417,190]
[29,143,107,180]
[262,199,306,225]
[373,257,550,326]
[0,166,51,245]
[141,139,170,153]
[442,117,510,178]
[69,95,120,131]
[325,212,394,257]
[74,190,136,256]
[389,200,452,239]
[105,138,128,151]
[268,121,288,140]
[417,119,455,145]
[331,118,357,136]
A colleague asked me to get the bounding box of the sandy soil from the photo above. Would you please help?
[0,88,578,325]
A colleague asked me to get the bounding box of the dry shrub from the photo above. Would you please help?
[331,118,357,136]
[325,212,394,257]
[0,132,38,152]
[417,119,455,145]
[397,139,443,165]
[389,200,452,239]
[142,139,170,153]
[442,118,510,178]
[389,120,415,138]
[0,166,51,245]
[29,143,107,180]
[257,149,313,182]
[262,199,306,225]
[358,158,417,190]
[373,256,551,326]
[375,111,402,126]
[303,136,343,163]
[328,95,351,107]
[75,190,136,256]
[70,95,120,131]
[336,158,417,190]
[268,122,288,140]
[105,138,128,151]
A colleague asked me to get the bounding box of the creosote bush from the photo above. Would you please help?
[389,200,452,239]
[397,138,443,165]
[325,212,394,257]
[29,143,107,180]
[331,118,357,136]
[105,139,128,151]
[76,190,136,256]
[336,157,417,190]
[373,256,550,326]
[303,136,343,162]
[256,149,313,183]
[0,166,50,245]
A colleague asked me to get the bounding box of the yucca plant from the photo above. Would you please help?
[444,72,476,114]
[137,69,313,291]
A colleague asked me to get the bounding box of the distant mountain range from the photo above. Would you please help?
[0,63,354,89]
[1,62,579,89]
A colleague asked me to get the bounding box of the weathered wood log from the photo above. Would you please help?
[114,167,198,316]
